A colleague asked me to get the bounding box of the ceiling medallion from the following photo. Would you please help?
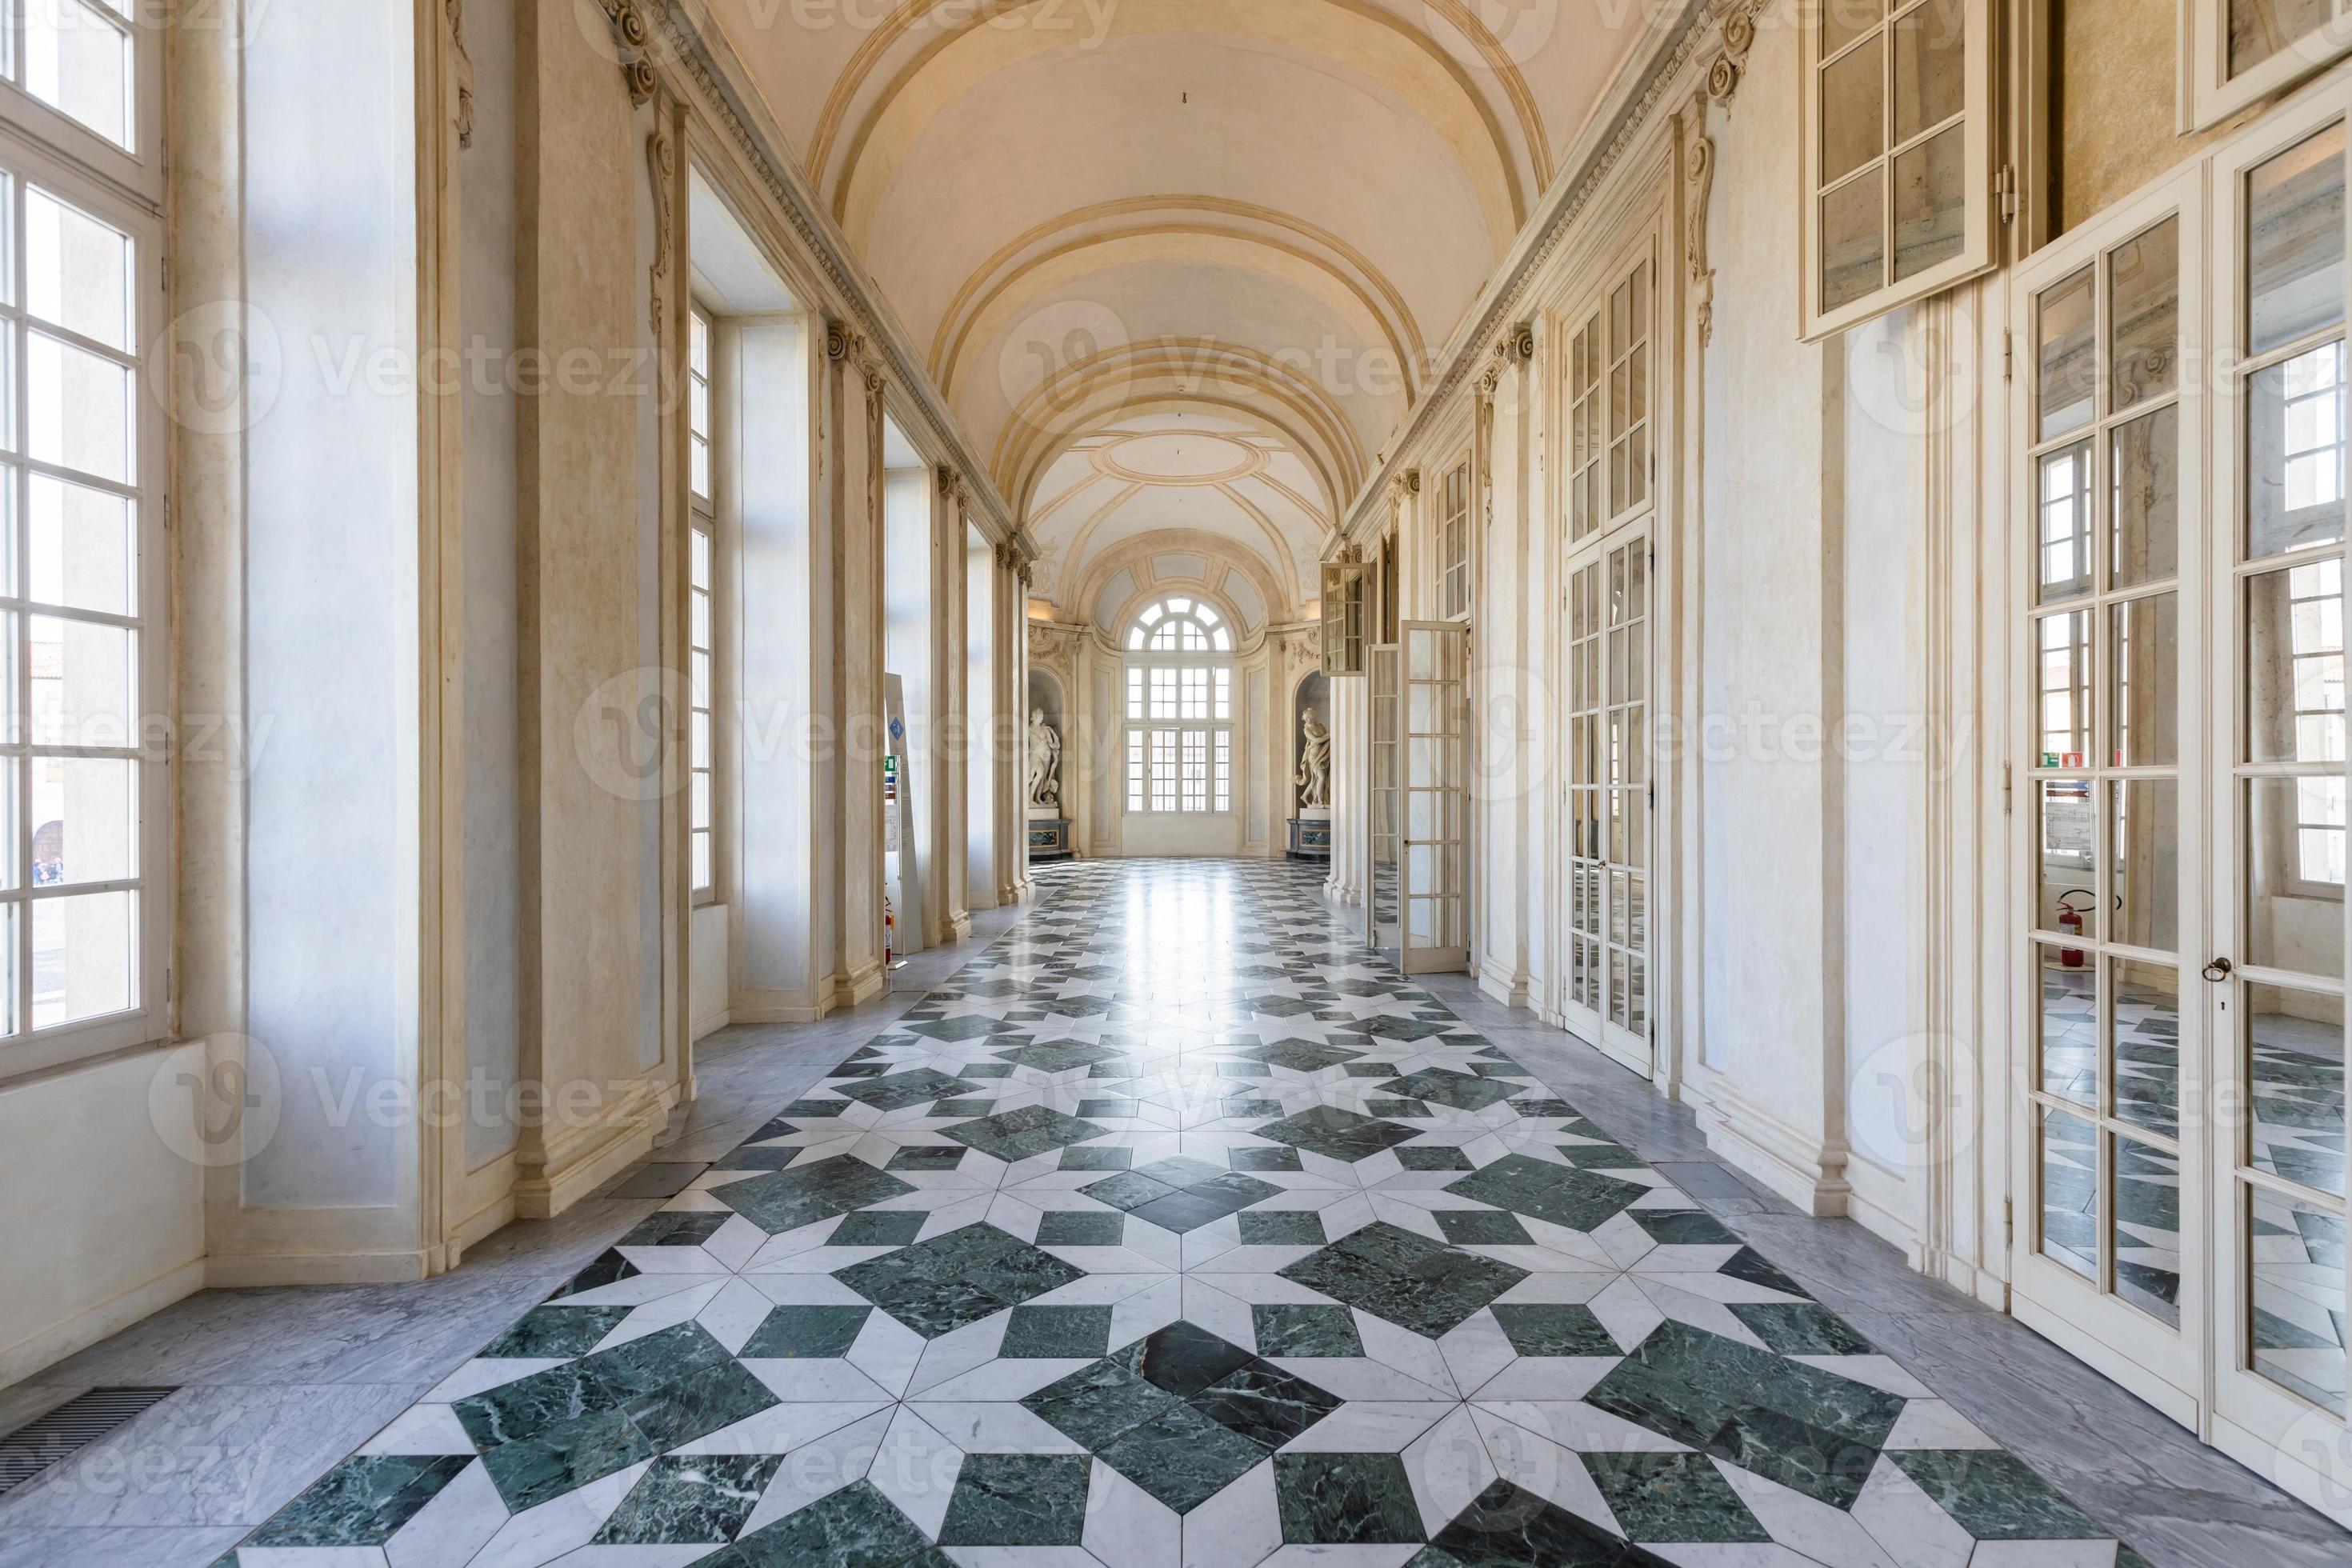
[1090,431,1266,487]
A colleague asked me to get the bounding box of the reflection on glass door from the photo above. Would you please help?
[2218,110,2351,1466]
[2014,172,2201,1415]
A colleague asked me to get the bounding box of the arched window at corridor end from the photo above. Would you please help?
[1122,596,1234,816]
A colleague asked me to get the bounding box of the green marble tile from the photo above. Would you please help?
[245,1454,473,1547]
[938,1453,1092,1546]
[740,1304,872,1359]
[1252,1302,1365,1358]
[1728,1301,1876,1357]
[1114,1320,1256,1396]
[1630,1208,1743,1246]
[1446,1153,1646,1234]
[1434,1209,1534,1246]
[1582,1452,1771,1542]
[618,1210,730,1248]
[710,1155,915,1235]
[1238,1210,1326,1246]
[942,1103,1110,1161]
[623,1359,779,1450]
[832,1210,925,1247]
[478,1406,657,1514]
[1230,1145,1304,1171]
[1427,1478,1633,1566]
[1273,1451,1425,1544]
[1490,1303,1618,1358]
[1059,1144,1132,1170]
[1096,1400,1266,1514]
[1396,1146,1475,1171]
[1583,1320,1783,1449]
[1254,1106,1424,1162]
[1191,1359,1342,1447]
[1020,1358,1182,1449]
[1706,1401,1884,1510]
[594,1454,782,1544]
[1889,1450,2112,1539]
[832,1067,981,1110]
[478,1303,629,1358]
[1000,1304,1115,1358]
[927,1097,994,1118]
[1376,1068,1518,1111]
[1035,1210,1124,1247]
[1278,1222,1529,1338]
[1079,1170,1180,1210]
[722,1478,932,1566]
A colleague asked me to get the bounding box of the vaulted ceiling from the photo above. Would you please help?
[711,0,1648,624]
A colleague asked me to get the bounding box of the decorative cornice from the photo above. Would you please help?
[1334,0,1716,550]
[646,0,1031,558]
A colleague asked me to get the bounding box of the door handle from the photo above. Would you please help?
[2202,957,2233,982]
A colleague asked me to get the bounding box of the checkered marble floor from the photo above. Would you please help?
[221,859,2154,1567]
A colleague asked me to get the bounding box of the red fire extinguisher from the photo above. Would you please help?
[2056,890,2094,969]
[883,894,895,967]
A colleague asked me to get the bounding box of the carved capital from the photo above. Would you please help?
[937,463,958,496]
[595,0,660,107]
[1706,0,1760,110]
[824,318,853,364]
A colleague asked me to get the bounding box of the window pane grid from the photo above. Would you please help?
[1,159,142,1038]
[1125,594,1234,814]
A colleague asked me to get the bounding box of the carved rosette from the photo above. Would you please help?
[594,0,660,107]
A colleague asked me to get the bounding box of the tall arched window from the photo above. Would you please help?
[1123,596,1234,814]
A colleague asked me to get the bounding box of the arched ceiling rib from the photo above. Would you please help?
[707,0,1650,624]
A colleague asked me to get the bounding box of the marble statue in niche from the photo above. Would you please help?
[1026,708,1062,810]
[1294,707,1330,809]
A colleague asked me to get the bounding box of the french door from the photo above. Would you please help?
[1400,622,1468,974]
[2009,79,2352,1518]
[1556,241,1658,1071]
[1366,642,1400,954]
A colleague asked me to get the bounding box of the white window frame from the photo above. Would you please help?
[688,304,717,906]
[1438,458,1470,620]
[2181,0,2352,134]
[0,0,162,209]
[1798,0,1998,341]
[0,121,167,1080]
[1122,596,1234,817]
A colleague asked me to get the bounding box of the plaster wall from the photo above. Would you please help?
[0,1046,206,1384]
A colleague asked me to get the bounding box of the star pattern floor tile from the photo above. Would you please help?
[216,858,2154,1567]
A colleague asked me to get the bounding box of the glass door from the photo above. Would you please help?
[1557,244,1656,1072]
[2209,93,2352,1509]
[2010,166,2206,1422]
[1367,642,1400,954]
[1562,537,1653,1070]
[1401,622,1468,974]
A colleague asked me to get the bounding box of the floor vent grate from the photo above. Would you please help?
[0,1386,178,1498]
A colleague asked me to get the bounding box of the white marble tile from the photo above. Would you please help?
[1180,1455,1280,1568]
[867,1404,965,1539]
[357,1403,474,1456]
[1081,1451,1182,1568]
[467,1458,648,1568]
[383,1458,506,1568]
[1400,1405,1498,1538]
[731,1407,893,1536]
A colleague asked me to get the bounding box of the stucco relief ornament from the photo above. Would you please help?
[1294,707,1331,809]
[1026,709,1062,810]
[1707,1,1759,109]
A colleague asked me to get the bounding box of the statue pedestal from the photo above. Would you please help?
[1298,806,1330,821]
[1286,817,1331,862]
[1027,816,1074,862]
